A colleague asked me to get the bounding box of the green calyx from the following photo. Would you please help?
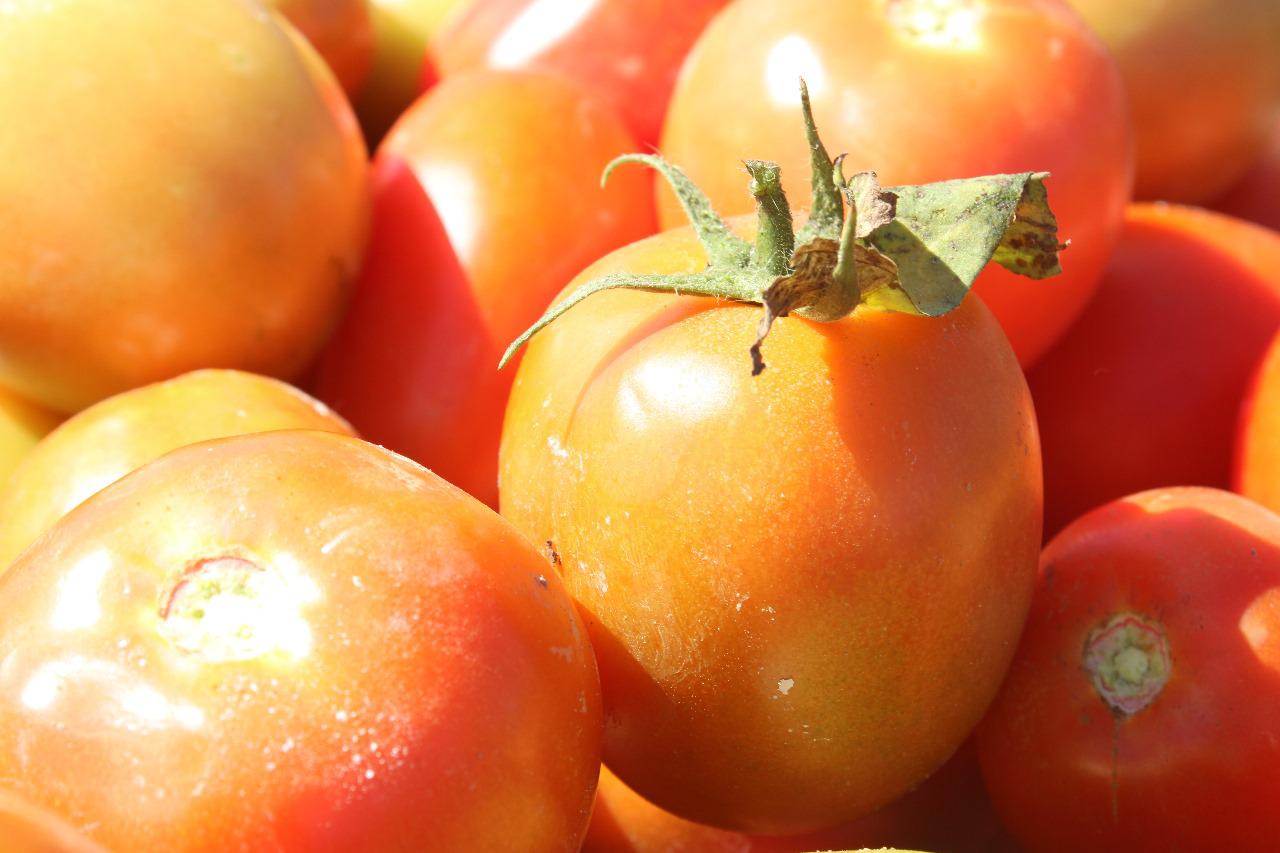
[499,79,1064,374]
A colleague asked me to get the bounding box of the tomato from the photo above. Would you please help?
[0,386,60,490]
[269,0,374,96]
[356,0,472,143]
[0,430,602,851]
[1210,117,1280,232]
[976,487,1280,850]
[658,0,1132,367]
[0,370,354,569]
[1236,329,1280,515]
[310,70,655,507]
[1066,0,1280,203]
[0,0,368,413]
[499,220,1042,833]
[431,0,731,147]
[1029,204,1280,537]
[0,789,107,853]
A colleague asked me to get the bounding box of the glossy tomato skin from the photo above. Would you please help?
[0,0,368,413]
[1211,117,1280,232]
[976,487,1280,851]
[1236,330,1280,514]
[310,70,655,507]
[0,789,108,853]
[500,221,1042,833]
[0,370,354,569]
[432,0,731,147]
[1067,0,1280,203]
[0,431,602,852]
[0,386,60,490]
[659,0,1132,368]
[270,0,374,95]
[1029,204,1280,538]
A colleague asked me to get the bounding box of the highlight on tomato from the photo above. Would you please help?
[0,788,108,853]
[0,430,602,852]
[976,487,1280,851]
[498,93,1058,833]
[1029,203,1280,538]
[0,386,60,490]
[0,0,369,414]
[269,0,375,96]
[310,69,656,507]
[658,0,1133,367]
[431,0,731,147]
[0,370,354,570]
[1066,0,1280,203]
[1236,328,1280,515]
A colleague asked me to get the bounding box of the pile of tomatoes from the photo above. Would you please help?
[1,1,1279,851]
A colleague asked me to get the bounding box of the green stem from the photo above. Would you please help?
[796,78,843,244]
[745,160,794,277]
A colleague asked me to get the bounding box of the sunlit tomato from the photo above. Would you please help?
[269,0,374,96]
[0,430,602,851]
[976,487,1280,851]
[0,370,354,569]
[0,0,368,413]
[0,386,60,490]
[1029,204,1280,537]
[432,0,730,147]
[0,789,108,853]
[311,70,655,507]
[1067,0,1280,203]
[659,0,1132,367]
[1236,330,1280,514]
[499,221,1042,833]
[1210,117,1280,232]
[356,0,472,143]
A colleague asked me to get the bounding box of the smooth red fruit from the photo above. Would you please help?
[270,0,375,96]
[1236,329,1280,514]
[1211,117,1280,232]
[310,70,655,507]
[977,487,1280,851]
[1029,204,1280,537]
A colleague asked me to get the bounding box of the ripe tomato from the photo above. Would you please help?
[1236,329,1280,514]
[658,0,1132,367]
[0,0,368,413]
[0,430,602,851]
[975,487,1280,851]
[1029,204,1280,537]
[0,386,60,489]
[269,0,374,96]
[499,221,1042,833]
[1211,117,1280,232]
[310,70,655,507]
[0,370,354,569]
[431,0,731,147]
[1066,0,1280,203]
[0,789,107,853]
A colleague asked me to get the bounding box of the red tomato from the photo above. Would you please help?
[976,487,1280,851]
[1067,0,1280,203]
[499,221,1042,833]
[1236,329,1280,514]
[0,0,369,414]
[310,70,655,507]
[270,0,375,96]
[0,430,602,851]
[658,0,1132,367]
[1211,117,1280,232]
[431,0,731,147]
[1029,204,1280,537]
[0,789,107,853]
[0,370,354,569]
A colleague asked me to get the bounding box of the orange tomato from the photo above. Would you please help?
[0,370,354,569]
[658,0,1132,367]
[270,0,375,96]
[499,221,1042,833]
[1067,0,1280,203]
[0,386,60,490]
[311,70,655,507]
[0,788,108,853]
[0,0,368,413]
[0,431,602,851]
[1236,329,1280,514]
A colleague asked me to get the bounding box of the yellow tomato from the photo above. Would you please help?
[0,386,61,490]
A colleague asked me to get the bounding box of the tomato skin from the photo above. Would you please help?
[499,221,1042,833]
[659,0,1132,368]
[0,0,368,414]
[0,430,602,851]
[311,70,655,507]
[431,0,731,147]
[1029,204,1280,538]
[1210,117,1280,232]
[0,386,60,491]
[975,487,1280,851]
[0,370,354,569]
[1236,330,1280,515]
[1067,0,1280,204]
[0,789,108,853]
[270,0,374,96]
